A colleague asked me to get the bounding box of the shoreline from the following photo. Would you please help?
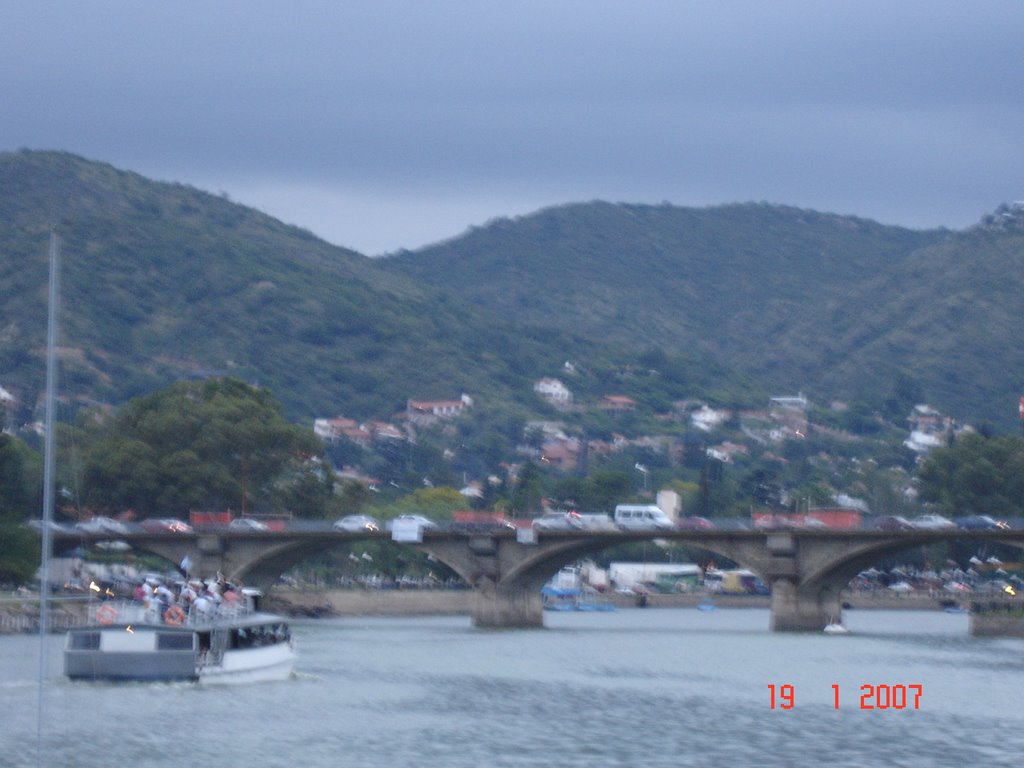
[265,588,955,618]
[0,589,965,633]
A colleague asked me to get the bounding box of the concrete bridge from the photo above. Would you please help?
[51,526,1024,631]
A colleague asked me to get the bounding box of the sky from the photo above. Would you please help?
[3,1,1023,256]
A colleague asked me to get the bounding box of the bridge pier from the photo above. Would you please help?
[470,579,545,629]
[768,578,844,632]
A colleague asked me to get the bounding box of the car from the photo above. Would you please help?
[531,511,584,531]
[140,518,193,533]
[911,514,956,530]
[872,515,914,531]
[333,514,381,532]
[677,516,715,530]
[576,513,618,531]
[75,516,129,535]
[955,515,1009,530]
[385,514,437,531]
[28,519,71,534]
[229,518,270,531]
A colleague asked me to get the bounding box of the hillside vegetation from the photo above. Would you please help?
[2,150,1021,433]
[385,200,1024,428]
[0,151,619,423]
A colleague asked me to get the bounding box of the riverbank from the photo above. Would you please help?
[0,588,963,632]
[265,587,953,617]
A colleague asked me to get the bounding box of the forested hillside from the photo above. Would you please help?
[3,150,1021,433]
[386,201,1024,428]
[0,151,611,423]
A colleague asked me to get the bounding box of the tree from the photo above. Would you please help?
[0,435,42,585]
[509,462,545,516]
[0,516,39,586]
[0,434,39,517]
[78,378,326,517]
[917,433,1024,518]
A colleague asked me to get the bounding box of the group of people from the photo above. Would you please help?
[131,575,245,624]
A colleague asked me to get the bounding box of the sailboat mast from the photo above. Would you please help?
[37,231,60,745]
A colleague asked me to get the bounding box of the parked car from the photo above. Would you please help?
[450,511,516,532]
[29,519,71,534]
[229,518,270,531]
[576,513,618,531]
[140,518,193,533]
[677,516,715,530]
[872,515,914,531]
[333,514,381,532]
[532,511,584,531]
[75,516,129,535]
[911,514,956,530]
[955,515,1009,530]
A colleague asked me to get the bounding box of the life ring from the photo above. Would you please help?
[96,604,117,625]
[163,605,187,625]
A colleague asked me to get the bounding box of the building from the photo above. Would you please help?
[406,394,473,425]
[597,395,636,413]
[534,377,573,408]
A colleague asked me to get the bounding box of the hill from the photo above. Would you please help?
[0,151,614,424]
[384,201,1024,428]
[3,150,1021,436]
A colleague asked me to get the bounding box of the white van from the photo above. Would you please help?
[613,504,675,531]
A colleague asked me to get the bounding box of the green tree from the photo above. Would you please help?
[79,378,326,517]
[386,486,466,520]
[0,435,41,586]
[0,516,39,586]
[510,462,545,516]
[917,433,1024,518]
[0,434,39,517]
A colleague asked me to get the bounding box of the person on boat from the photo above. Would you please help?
[178,580,199,608]
[191,589,215,618]
[221,582,240,604]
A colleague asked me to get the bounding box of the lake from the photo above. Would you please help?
[4,608,1023,767]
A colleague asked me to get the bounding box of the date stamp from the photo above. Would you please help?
[768,683,923,710]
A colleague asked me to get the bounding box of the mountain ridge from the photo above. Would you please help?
[2,149,1020,432]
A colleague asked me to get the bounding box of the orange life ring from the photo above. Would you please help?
[164,605,186,625]
[96,604,117,625]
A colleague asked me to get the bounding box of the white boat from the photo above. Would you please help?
[64,595,296,684]
[823,618,850,635]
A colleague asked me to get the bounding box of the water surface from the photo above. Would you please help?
[4,608,1022,767]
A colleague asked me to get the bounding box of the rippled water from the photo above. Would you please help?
[4,608,1024,767]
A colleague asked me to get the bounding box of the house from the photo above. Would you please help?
[406,394,473,425]
[313,417,360,443]
[597,395,636,413]
[534,377,573,407]
[540,438,581,471]
[903,405,955,454]
[690,404,729,432]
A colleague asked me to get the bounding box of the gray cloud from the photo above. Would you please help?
[2,1,1022,254]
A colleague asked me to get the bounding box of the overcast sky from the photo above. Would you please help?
[3,2,1022,255]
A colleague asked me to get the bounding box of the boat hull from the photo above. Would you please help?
[64,607,296,684]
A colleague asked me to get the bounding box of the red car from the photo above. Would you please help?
[677,516,715,530]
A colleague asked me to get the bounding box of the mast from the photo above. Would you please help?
[37,231,60,748]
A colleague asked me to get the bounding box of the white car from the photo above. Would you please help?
[333,515,381,532]
[229,518,270,531]
[911,514,956,530]
[532,512,584,531]
[75,516,129,535]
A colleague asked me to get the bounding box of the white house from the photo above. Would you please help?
[534,377,573,407]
